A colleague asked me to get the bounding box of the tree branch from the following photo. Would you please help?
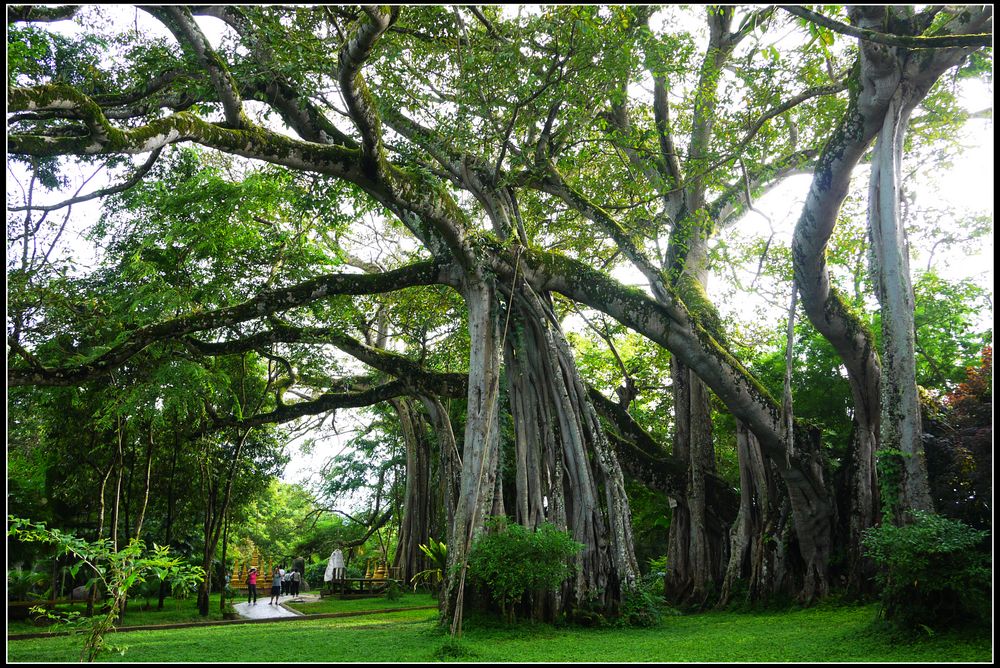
[8,260,453,387]
[780,5,993,49]
[184,323,469,399]
[142,6,247,128]
[8,148,164,213]
[8,5,81,22]
[338,5,398,172]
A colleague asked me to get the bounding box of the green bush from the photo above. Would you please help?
[615,555,675,627]
[384,578,403,602]
[618,586,664,628]
[862,511,990,631]
[8,565,48,602]
[410,537,447,592]
[467,516,583,622]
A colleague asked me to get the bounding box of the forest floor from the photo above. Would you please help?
[7,600,992,663]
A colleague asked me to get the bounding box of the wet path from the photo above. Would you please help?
[234,592,320,619]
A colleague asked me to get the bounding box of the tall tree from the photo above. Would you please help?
[7,4,991,618]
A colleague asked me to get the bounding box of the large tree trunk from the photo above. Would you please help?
[444,277,503,632]
[391,397,434,584]
[517,246,837,603]
[868,92,933,520]
[790,6,988,549]
[420,395,460,546]
[665,360,723,607]
[838,420,879,595]
[663,222,727,608]
[503,286,638,619]
[720,422,794,605]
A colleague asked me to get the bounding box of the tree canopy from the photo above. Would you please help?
[7,4,992,628]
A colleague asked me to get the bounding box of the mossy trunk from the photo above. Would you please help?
[868,93,933,521]
[419,395,460,551]
[665,361,725,607]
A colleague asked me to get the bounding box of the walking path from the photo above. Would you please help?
[235,592,321,620]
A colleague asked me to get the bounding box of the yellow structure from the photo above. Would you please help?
[229,551,276,590]
[365,562,388,580]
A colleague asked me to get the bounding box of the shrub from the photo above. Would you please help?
[618,586,664,628]
[467,516,583,622]
[615,555,674,627]
[8,516,203,661]
[384,578,403,602]
[615,556,677,627]
[862,511,990,631]
[8,565,48,601]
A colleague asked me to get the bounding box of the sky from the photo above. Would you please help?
[7,5,994,504]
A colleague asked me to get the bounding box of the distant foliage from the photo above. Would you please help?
[467,517,583,622]
[304,561,327,589]
[944,345,992,423]
[7,565,49,602]
[862,511,990,631]
[924,345,992,529]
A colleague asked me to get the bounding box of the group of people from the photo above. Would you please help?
[244,565,302,605]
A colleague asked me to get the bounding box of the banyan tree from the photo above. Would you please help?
[7,4,992,625]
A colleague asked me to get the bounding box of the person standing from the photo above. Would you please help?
[247,567,258,605]
[269,565,282,605]
[291,568,301,597]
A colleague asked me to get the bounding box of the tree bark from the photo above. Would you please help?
[444,277,503,634]
[419,395,460,547]
[719,422,794,605]
[868,92,933,519]
[503,285,638,617]
[791,5,989,541]
[391,397,434,584]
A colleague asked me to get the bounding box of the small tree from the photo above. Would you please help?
[7,516,203,661]
[467,517,583,623]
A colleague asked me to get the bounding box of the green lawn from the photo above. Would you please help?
[285,592,437,615]
[7,593,229,635]
[7,603,992,663]
[7,591,433,635]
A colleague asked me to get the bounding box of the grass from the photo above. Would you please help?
[7,602,992,663]
[284,591,437,615]
[7,593,229,635]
